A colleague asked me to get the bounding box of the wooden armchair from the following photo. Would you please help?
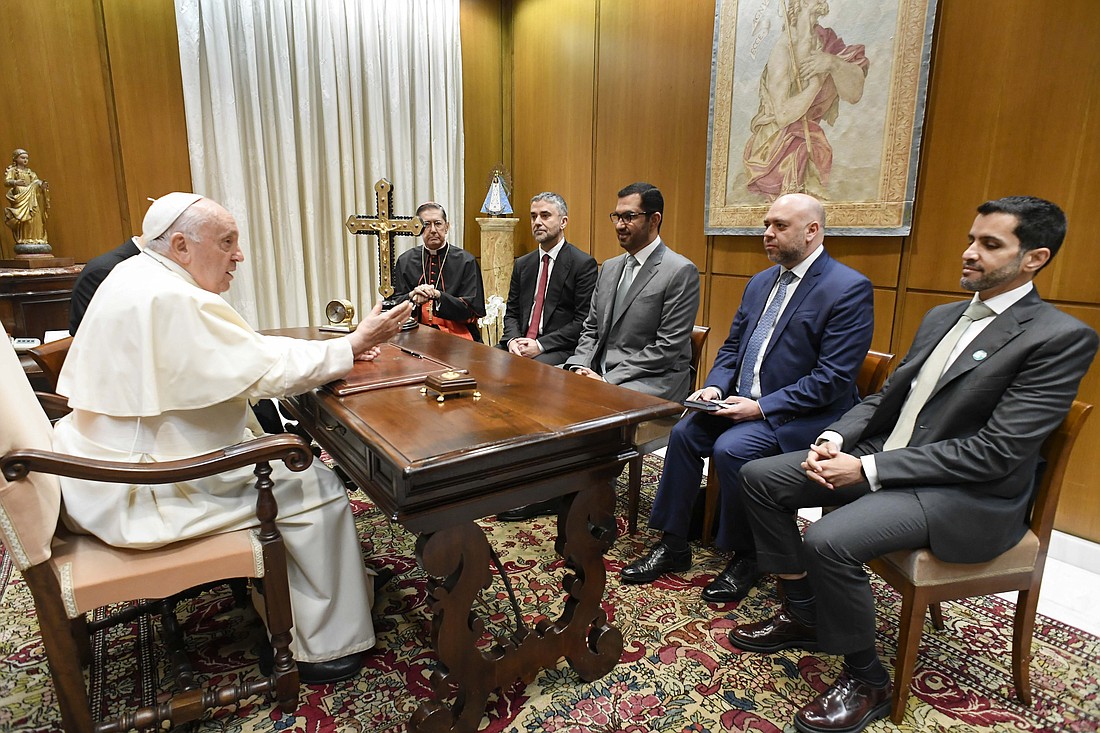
[27,335,73,392]
[0,337,306,733]
[699,349,895,545]
[869,399,1091,723]
[625,325,710,534]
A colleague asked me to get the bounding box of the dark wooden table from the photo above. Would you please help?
[0,264,82,340]
[268,325,679,733]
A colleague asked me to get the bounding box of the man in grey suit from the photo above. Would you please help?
[563,182,700,400]
[500,192,598,365]
[729,196,1098,733]
[499,182,699,523]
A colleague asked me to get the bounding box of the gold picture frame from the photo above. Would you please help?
[705,0,938,234]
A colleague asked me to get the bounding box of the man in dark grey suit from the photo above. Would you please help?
[500,192,597,365]
[500,182,699,523]
[563,182,700,401]
[729,196,1098,733]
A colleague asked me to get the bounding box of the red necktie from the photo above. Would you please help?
[525,253,551,339]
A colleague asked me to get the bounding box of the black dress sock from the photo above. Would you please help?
[779,577,816,626]
[844,647,890,687]
[660,532,688,552]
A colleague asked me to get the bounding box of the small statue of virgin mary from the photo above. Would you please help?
[479,167,513,216]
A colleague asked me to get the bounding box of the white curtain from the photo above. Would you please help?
[174,0,464,328]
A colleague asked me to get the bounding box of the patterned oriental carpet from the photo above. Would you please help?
[2,455,1099,733]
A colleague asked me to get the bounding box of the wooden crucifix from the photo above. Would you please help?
[345,178,423,303]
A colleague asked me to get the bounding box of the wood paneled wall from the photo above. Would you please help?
[491,0,1100,542]
[459,0,510,259]
[101,0,192,232]
[0,0,190,263]
[5,0,1099,541]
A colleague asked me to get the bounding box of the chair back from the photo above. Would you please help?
[689,325,710,392]
[27,336,73,393]
[1029,400,1091,548]
[856,349,893,398]
[0,335,62,570]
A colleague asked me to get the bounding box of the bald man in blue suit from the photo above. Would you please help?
[621,194,874,605]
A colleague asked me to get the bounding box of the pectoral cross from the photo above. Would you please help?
[345,179,423,301]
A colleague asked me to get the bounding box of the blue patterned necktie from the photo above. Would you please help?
[737,270,796,397]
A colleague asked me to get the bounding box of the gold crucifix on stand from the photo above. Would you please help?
[345,179,423,317]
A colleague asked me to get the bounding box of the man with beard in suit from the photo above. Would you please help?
[729,196,1098,733]
[500,192,597,365]
[620,194,873,603]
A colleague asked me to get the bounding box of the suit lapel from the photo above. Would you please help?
[868,302,965,423]
[930,293,1038,399]
[598,256,626,341]
[543,243,573,322]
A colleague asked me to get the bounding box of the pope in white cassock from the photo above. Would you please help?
[52,192,414,684]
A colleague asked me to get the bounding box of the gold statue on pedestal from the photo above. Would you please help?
[4,149,50,256]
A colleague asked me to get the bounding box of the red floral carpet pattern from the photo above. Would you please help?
[2,455,1098,732]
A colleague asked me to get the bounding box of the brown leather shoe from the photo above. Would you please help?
[728,606,818,653]
[794,672,891,733]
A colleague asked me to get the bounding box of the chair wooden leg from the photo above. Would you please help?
[702,462,719,546]
[158,597,199,691]
[229,577,250,608]
[929,601,945,630]
[70,614,92,667]
[1012,586,1041,706]
[25,565,97,733]
[627,454,642,534]
[253,461,300,713]
[890,584,928,724]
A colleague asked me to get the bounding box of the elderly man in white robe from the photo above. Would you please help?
[52,192,414,684]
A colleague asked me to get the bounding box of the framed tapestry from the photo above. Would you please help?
[704,0,938,235]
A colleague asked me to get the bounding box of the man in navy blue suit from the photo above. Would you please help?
[620,193,874,603]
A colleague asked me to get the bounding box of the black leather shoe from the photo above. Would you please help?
[298,653,364,684]
[701,556,760,604]
[620,543,692,584]
[729,606,819,653]
[496,498,559,522]
[794,672,891,733]
[373,567,395,595]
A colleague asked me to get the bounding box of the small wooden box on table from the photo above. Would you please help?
[267,326,679,733]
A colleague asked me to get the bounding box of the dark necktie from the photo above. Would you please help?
[737,270,796,397]
[883,299,996,450]
[526,253,551,339]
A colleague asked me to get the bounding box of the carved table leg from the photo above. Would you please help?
[408,472,623,733]
[553,477,623,682]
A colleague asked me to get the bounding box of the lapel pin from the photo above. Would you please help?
[972,349,988,361]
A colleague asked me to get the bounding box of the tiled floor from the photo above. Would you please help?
[1026,531,1100,636]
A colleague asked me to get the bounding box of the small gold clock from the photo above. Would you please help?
[321,298,355,333]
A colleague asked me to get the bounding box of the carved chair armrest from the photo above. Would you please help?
[34,391,72,421]
[1,434,313,485]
